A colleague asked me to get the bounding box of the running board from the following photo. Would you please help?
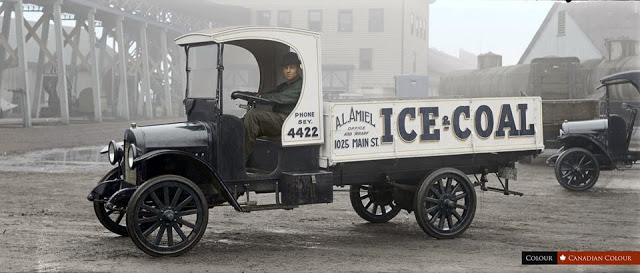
[240,204,298,212]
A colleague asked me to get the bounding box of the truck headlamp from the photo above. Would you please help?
[127,144,138,169]
[107,140,123,165]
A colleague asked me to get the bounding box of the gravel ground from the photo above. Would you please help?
[0,120,639,272]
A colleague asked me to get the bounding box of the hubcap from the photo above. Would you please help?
[438,194,456,215]
[445,199,455,208]
[162,209,175,222]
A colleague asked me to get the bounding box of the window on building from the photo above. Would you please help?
[308,10,322,32]
[338,10,353,32]
[256,10,271,26]
[360,48,373,70]
[278,10,292,27]
[369,8,384,32]
[557,11,566,36]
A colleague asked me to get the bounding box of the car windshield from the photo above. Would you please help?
[186,43,261,116]
[187,44,219,99]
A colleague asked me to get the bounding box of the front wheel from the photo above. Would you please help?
[126,175,208,256]
[414,168,476,239]
[93,167,128,236]
[349,184,401,223]
[554,148,600,191]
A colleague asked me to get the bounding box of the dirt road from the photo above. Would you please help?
[0,121,639,272]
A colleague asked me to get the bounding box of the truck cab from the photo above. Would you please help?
[177,27,327,176]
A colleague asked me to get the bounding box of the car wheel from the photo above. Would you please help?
[414,168,476,239]
[93,167,128,236]
[554,147,600,191]
[349,184,401,223]
[126,175,208,256]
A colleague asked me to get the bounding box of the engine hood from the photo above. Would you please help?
[562,119,608,135]
[124,122,211,152]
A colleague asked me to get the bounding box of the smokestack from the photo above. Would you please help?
[477,52,502,69]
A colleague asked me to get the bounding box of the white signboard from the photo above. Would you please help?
[320,97,544,166]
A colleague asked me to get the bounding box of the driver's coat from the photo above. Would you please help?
[261,76,303,115]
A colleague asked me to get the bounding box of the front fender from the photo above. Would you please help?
[133,150,243,212]
[106,187,136,210]
[557,134,614,165]
[87,178,134,202]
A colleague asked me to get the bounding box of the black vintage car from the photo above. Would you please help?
[87,27,543,257]
[547,70,640,191]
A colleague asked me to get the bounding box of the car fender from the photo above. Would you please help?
[87,179,129,201]
[558,134,614,165]
[133,150,243,212]
[106,187,136,209]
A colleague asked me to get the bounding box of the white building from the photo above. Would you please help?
[211,0,430,98]
[519,1,640,64]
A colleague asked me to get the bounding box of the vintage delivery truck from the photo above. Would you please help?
[87,27,544,256]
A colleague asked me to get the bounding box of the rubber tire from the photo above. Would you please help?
[554,147,600,191]
[349,185,401,223]
[93,167,128,236]
[126,175,208,257]
[414,168,477,239]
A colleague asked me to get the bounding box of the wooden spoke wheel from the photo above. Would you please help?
[93,167,128,236]
[414,168,476,239]
[554,148,600,191]
[350,184,401,223]
[126,175,208,256]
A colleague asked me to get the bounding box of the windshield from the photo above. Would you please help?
[186,43,261,116]
[187,44,219,98]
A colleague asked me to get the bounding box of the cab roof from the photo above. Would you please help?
[174,26,320,46]
[600,70,640,91]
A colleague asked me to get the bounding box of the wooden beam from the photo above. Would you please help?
[97,26,113,111]
[88,9,102,122]
[67,15,83,100]
[14,0,32,127]
[31,5,52,118]
[139,23,152,119]
[0,3,13,90]
[53,0,70,124]
[115,16,129,120]
[160,29,172,117]
[24,6,49,42]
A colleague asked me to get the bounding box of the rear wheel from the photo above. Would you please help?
[554,148,600,191]
[414,168,476,239]
[93,167,128,236]
[126,175,208,256]
[349,184,401,223]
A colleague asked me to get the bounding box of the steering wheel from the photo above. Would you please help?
[231,91,273,105]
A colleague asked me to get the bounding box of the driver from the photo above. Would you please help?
[242,52,303,160]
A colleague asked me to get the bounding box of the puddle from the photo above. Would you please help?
[0,146,111,173]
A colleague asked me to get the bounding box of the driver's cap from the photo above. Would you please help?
[281,52,301,66]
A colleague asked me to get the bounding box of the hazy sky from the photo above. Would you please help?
[430,0,554,65]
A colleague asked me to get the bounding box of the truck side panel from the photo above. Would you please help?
[320,97,544,166]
